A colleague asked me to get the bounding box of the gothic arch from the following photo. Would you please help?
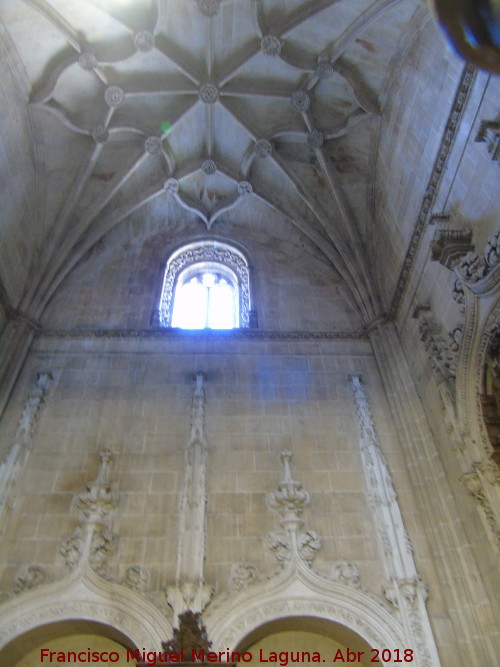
[0,567,170,659]
[205,560,405,654]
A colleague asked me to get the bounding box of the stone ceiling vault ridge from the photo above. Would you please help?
[1,0,423,323]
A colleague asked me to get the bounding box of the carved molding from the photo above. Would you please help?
[0,567,170,652]
[350,375,441,667]
[207,557,406,654]
[159,241,251,328]
[390,63,477,318]
[38,328,367,341]
[430,222,474,269]
[168,373,213,619]
[0,372,53,534]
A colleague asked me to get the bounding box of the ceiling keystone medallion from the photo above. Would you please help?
[196,0,220,17]
[104,85,125,107]
[261,35,282,56]
[199,83,220,104]
[307,130,324,149]
[254,139,273,158]
[238,180,253,196]
[78,52,98,71]
[315,61,334,79]
[202,159,217,175]
[91,125,109,143]
[145,136,163,155]
[164,178,180,194]
[291,90,310,113]
[134,30,155,52]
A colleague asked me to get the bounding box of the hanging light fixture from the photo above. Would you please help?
[428,0,500,73]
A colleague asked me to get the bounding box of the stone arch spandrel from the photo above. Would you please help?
[0,568,170,656]
[205,563,405,659]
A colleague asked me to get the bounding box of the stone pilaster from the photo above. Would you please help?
[368,319,498,666]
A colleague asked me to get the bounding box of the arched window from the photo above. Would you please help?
[159,241,252,329]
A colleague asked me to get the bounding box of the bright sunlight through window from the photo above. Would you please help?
[159,241,251,329]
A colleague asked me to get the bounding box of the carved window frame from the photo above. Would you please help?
[159,241,251,328]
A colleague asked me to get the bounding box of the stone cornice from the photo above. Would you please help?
[36,327,368,341]
[389,62,477,319]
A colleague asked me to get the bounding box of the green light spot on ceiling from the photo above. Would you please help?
[160,121,171,133]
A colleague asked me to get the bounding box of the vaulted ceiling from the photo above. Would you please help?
[1,0,438,327]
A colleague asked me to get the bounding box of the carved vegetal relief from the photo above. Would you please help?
[229,563,259,591]
[0,372,53,534]
[12,565,47,594]
[59,451,119,574]
[266,450,321,567]
[123,565,150,592]
[456,232,500,295]
[461,462,500,549]
[331,562,361,587]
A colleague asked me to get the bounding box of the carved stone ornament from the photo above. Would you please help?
[1,372,53,535]
[291,90,311,113]
[475,119,500,163]
[315,61,334,78]
[199,82,220,104]
[331,561,361,587]
[307,130,324,149]
[230,563,259,590]
[237,180,253,196]
[254,138,273,158]
[123,565,150,592]
[104,85,125,107]
[414,308,459,383]
[430,225,474,269]
[13,565,47,594]
[75,450,119,524]
[457,231,500,295]
[91,125,109,143]
[201,158,217,175]
[78,52,98,71]
[196,0,220,17]
[267,451,320,566]
[261,35,282,56]
[145,136,163,155]
[134,30,155,52]
[350,375,440,667]
[164,177,180,194]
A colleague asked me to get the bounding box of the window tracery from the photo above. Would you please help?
[159,241,251,329]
